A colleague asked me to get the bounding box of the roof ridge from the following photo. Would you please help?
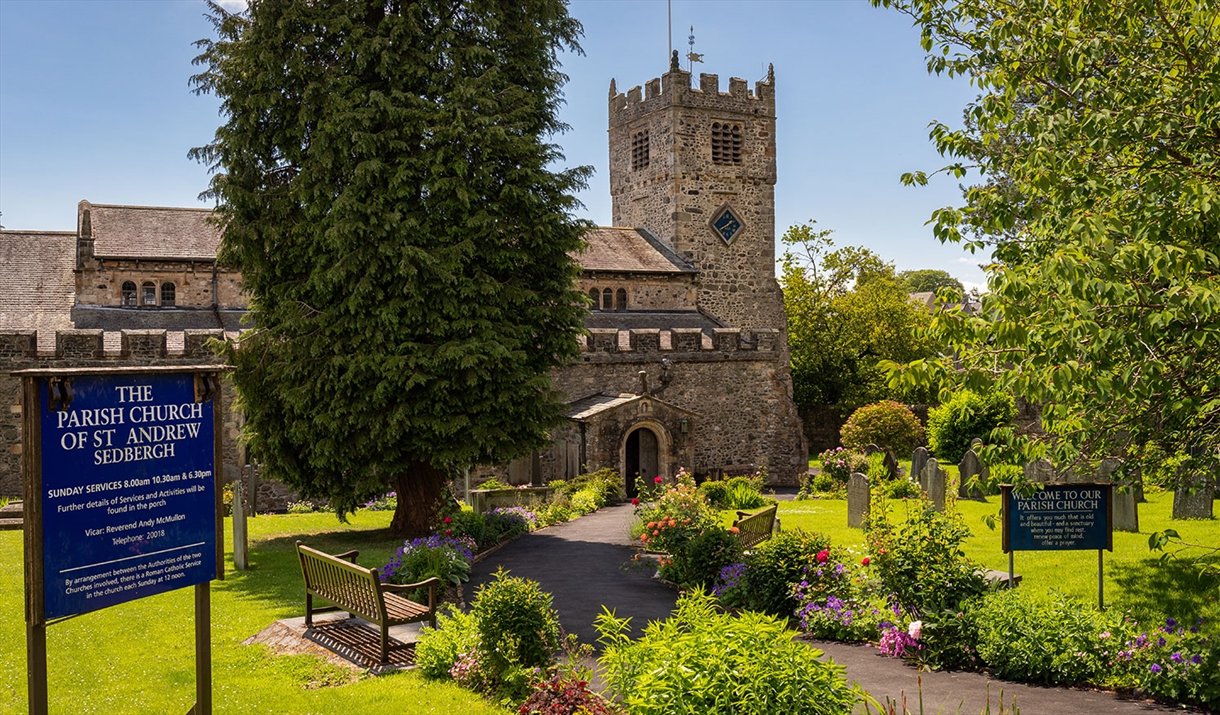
[0,230,75,236]
[89,203,214,213]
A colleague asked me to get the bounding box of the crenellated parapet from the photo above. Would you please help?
[0,329,229,368]
[609,65,775,127]
[578,328,780,363]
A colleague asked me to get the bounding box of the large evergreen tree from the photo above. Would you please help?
[190,0,590,536]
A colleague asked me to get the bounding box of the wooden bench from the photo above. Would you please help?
[732,503,778,549]
[295,541,440,664]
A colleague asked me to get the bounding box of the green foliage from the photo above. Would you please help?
[472,570,561,676]
[477,478,512,491]
[191,0,592,534]
[975,590,1129,686]
[415,606,481,679]
[661,526,744,589]
[841,400,925,456]
[1117,616,1220,710]
[883,478,923,500]
[865,499,987,619]
[596,590,858,715]
[818,447,868,485]
[286,500,320,514]
[633,473,717,553]
[926,390,1015,464]
[798,471,841,499]
[897,269,964,294]
[740,529,835,617]
[876,0,1220,471]
[781,222,939,413]
[700,474,767,510]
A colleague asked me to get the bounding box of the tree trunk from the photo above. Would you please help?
[389,461,448,538]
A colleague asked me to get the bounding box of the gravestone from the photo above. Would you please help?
[232,479,249,571]
[1100,458,1139,532]
[1024,458,1055,483]
[970,438,984,449]
[883,449,900,480]
[847,472,870,529]
[864,443,882,455]
[911,447,929,487]
[922,458,947,511]
[957,449,986,500]
[1173,472,1215,520]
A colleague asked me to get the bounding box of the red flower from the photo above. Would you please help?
[445,529,452,536]
[631,498,640,505]
[816,550,829,563]
[443,516,452,524]
[654,476,664,484]
[861,557,871,566]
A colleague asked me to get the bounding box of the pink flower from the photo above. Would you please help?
[908,621,923,640]
[861,557,870,566]
[654,476,664,484]
[631,498,640,505]
[816,550,829,563]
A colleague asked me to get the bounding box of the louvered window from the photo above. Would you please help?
[631,130,650,170]
[711,122,742,164]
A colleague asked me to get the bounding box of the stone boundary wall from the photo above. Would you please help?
[579,327,780,359]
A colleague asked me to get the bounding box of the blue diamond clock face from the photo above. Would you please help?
[712,207,742,243]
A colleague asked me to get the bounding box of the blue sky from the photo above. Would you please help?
[0,0,987,290]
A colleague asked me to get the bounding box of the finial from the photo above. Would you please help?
[767,63,774,83]
[609,78,617,96]
[670,50,680,72]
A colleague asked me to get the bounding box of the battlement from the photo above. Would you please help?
[579,328,779,360]
[0,329,232,365]
[609,63,775,127]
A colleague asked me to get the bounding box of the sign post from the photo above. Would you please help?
[20,367,225,715]
[1001,482,1114,609]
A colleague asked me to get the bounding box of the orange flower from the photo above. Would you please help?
[640,533,648,542]
[729,526,740,534]
[652,530,660,536]
[648,521,657,529]
[668,519,677,527]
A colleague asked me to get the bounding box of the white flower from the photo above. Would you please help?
[908,620,923,640]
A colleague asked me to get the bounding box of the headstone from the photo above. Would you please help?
[883,449,900,480]
[1173,472,1215,520]
[847,473,870,529]
[922,458,946,512]
[1024,458,1054,483]
[911,447,929,487]
[864,443,882,455]
[970,438,984,449]
[957,449,986,500]
[1100,458,1139,532]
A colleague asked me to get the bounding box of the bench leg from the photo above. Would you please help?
[380,627,389,665]
[305,594,313,628]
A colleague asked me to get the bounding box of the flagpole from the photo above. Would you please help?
[667,0,672,62]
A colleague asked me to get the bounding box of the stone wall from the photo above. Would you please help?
[577,274,697,312]
[556,327,806,486]
[76,258,245,310]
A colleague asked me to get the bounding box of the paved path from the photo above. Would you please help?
[471,503,1188,715]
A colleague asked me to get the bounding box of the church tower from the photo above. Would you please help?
[608,54,782,331]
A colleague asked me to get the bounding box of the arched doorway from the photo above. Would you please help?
[624,426,659,498]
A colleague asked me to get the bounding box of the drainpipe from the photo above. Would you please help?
[211,262,223,329]
[579,422,587,472]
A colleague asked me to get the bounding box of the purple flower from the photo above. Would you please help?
[1158,636,1167,647]
[1150,663,1163,674]
[1165,617,1177,629]
[1190,654,1202,665]
[1170,652,1183,664]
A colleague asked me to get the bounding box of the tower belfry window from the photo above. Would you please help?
[711,122,742,164]
[631,130,650,170]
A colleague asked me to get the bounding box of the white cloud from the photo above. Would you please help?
[961,280,988,294]
[215,0,248,12]
[954,257,977,264]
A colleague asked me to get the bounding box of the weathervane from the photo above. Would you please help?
[687,26,704,73]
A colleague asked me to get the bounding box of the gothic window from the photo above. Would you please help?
[711,122,742,164]
[141,281,157,306]
[589,287,601,309]
[616,288,628,311]
[161,282,176,307]
[602,288,613,311]
[631,130,650,170]
[121,281,137,306]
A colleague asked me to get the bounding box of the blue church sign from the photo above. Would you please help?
[1002,483,1113,553]
[38,371,219,620]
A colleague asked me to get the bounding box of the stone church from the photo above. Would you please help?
[0,58,806,502]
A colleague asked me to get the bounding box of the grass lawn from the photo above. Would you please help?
[0,511,510,715]
[769,490,1220,626]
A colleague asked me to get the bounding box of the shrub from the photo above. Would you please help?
[926,389,1016,464]
[975,589,1131,686]
[740,529,834,617]
[518,675,619,715]
[534,500,573,528]
[633,473,716,553]
[485,506,536,541]
[362,491,397,511]
[662,526,744,589]
[700,474,768,510]
[477,477,512,490]
[798,471,841,499]
[817,447,868,485]
[793,552,878,642]
[415,605,481,679]
[446,509,489,550]
[883,478,922,499]
[597,590,857,715]
[1117,617,1220,710]
[840,400,924,456]
[381,535,476,600]
[472,570,561,676]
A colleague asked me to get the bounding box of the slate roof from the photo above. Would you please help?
[88,203,220,260]
[576,227,696,274]
[566,393,639,421]
[71,306,248,332]
[584,310,723,332]
[0,231,77,348]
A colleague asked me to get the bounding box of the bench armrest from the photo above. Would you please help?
[333,549,359,563]
[382,576,442,610]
